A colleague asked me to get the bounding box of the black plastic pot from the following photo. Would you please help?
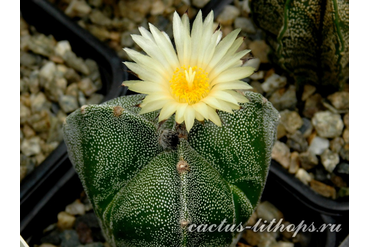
[20,0,127,235]
[270,161,349,216]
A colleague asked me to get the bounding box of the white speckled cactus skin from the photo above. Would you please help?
[63,91,279,246]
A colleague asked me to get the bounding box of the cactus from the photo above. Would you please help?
[63,91,279,246]
[250,0,349,91]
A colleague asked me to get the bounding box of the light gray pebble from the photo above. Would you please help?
[320,149,340,173]
[59,95,79,113]
[308,136,329,155]
[86,94,104,104]
[21,137,41,157]
[312,111,344,138]
[234,17,256,34]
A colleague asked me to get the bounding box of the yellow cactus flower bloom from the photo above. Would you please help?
[123,10,255,132]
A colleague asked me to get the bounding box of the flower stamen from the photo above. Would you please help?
[170,66,210,105]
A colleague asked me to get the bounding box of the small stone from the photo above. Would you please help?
[314,166,330,183]
[343,128,349,143]
[339,143,349,161]
[309,180,336,199]
[216,5,240,26]
[66,83,79,98]
[329,137,344,154]
[64,68,81,83]
[150,0,166,15]
[40,230,61,245]
[55,40,72,58]
[244,57,261,70]
[274,242,294,247]
[57,211,76,230]
[29,71,40,94]
[261,73,287,94]
[59,229,80,247]
[301,84,316,101]
[308,136,330,155]
[21,137,41,157]
[89,9,112,26]
[191,0,210,8]
[76,221,93,244]
[298,118,313,138]
[78,78,98,97]
[64,50,90,75]
[343,112,349,127]
[336,162,349,174]
[20,103,31,124]
[298,151,318,170]
[276,123,286,139]
[66,199,86,216]
[279,110,303,134]
[78,91,87,106]
[35,152,46,165]
[246,211,258,226]
[120,32,134,49]
[271,141,290,169]
[249,81,264,94]
[269,85,297,111]
[20,51,38,67]
[86,94,104,104]
[288,151,300,174]
[88,0,102,8]
[59,95,79,113]
[23,124,36,139]
[234,17,256,34]
[327,92,349,110]
[295,168,312,185]
[320,149,340,173]
[20,78,29,94]
[75,212,100,229]
[28,34,56,57]
[243,230,260,246]
[330,174,347,187]
[39,61,56,82]
[312,111,344,138]
[65,0,92,18]
[250,71,264,80]
[303,93,325,119]
[287,131,308,152]
[256,201,283,222]
[249,40,270,63]
[118,0,152,23]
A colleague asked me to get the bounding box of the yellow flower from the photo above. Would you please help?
[123,10,255,132]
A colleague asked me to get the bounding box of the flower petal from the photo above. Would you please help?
[207,106,221,126]
[124,62,167,83]
[124,48,170,80]
[184,107,195,132]
[206,28,241,71]
[192,102,209,120]
[140,99,167,114]
[208,49,251,82]
[175,103,188,123]
[158,101,179,121]
[214,66,255,84]
[131,34,172,73]
[123,81,168,94]
[190,10,203,65]
[212,81,253,91]
[149,23,180,70]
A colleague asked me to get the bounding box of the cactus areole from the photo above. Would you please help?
[63,92,279,246]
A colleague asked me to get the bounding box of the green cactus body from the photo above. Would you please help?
[250,0,349,91]
[63,91,279,246]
